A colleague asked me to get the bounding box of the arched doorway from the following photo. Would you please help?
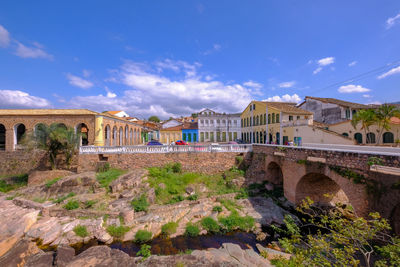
[266,162,283,185]
[14,123,26,149]
[295,173,350,208]
[125,126,129,145]
[383,132,394,144]
[390,204,400,235]
[366,132,376,144]
[269,133,273,144]
[105,125,111,146]
[0,124,5,150]
[130,129,133,145]
[119,127,123,146]
[354,133,362,144]
[76,123,89,146]
[112,126,117,146]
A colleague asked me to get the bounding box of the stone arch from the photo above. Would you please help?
[390,203,400,235]
[0,124,5,150]
[354,133,362,144]
[295,172,350,207]
[266,162,283,186]
[14,123,26,149]
[105,125,111,146]
[383,132,394,143]
[56,123,67,129]
[119,127,123,146]
[125,125,129,145]
[129,128,133,145]
[112,126,117,146]
[76,123,89,146]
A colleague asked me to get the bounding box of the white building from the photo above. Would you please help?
[197,109,241,142]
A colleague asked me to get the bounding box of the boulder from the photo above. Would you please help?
[56,245,76,267]
[109,169,148,193]
[0,239,41,267]
[185,186,195,195]
[120,210,135,225]
[25,251,55,267]
[28,169,74,186]
[231,176,246,188]
[46,172,99,196]
[146,188,156,204]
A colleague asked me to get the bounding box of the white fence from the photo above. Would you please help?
[79,144,253,154]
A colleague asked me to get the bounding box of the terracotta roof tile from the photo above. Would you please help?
[304,96,369,109]
[0,109,98,116]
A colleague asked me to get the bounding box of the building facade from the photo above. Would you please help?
[182,122,198,143]
[197,109,241,142]
[0,109,144,151]
[159,125,182,144]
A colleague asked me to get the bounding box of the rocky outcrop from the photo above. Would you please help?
[28,170,74,186]
[46,172,100,196]
[0,239,41,267]
[109,169,148,193]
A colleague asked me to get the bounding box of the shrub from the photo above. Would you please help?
[0,174,28,193]
[171,162,182,173]
[135,230,153,243]
[212,205,223,213]
[64,199,79,210]
[235,188,249,199]
[161,222,178,236]
[219,212,255,232]
[187,194,198,201]
[136,244,151,258]
[84,200,96,208]
[106,225,130,239]
[185,223,200,237]
[96,168,126,189]
[97,162,110,173]
[131,194,149,212]
[53,192,76,204]
[201,217,220,233]
[73,225,89,237]
[168,195,184,204]
[218,198,241,213]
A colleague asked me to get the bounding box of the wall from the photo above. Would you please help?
[78,152,249,174]
[294,125,354,145]
[0,150,47,175]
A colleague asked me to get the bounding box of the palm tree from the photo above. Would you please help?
[375,104,400,144]
[351,109,376,144]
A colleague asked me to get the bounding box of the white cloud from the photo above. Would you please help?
[313,67,322,75]
[348,61,357,67]
[0,25,10,47]
[338,84,371,93]
[69,59,254,119]
[387,12,400,29]
[363,94,372,98]
[377,66,400,79]
[243,80,262,89]
[15,42,53,60]
[154,59,200,77]
[66,73,94,89]
[263,94,301,103]
[82,69,91,78]
[318,57,335,66]
[278,81,296,88]
[203,44,221,55]
[0,90,52,108]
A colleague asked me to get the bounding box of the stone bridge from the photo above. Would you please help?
[247,144,400,234]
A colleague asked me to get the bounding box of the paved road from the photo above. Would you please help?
[301,143,400,156]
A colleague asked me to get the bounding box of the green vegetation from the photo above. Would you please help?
[212,205,223,213]
[97,162,110,173]
[33,197,46,203]
[96,168,126,189]
[137,244,151,259]
[106,225,130,239]
[73,225,89,237]
[184,223,200,237]
[367,156,383,166]
[64,199,79,210]
[53,192,76,204]
[235,188,249,199]
[218,212,255,232]
[217,198,242,213]
[161,222,178,236]
[272,197,400,267]
[296,159,310,165]
[131,194,149,212]
[135,230,153,243]
[84,200,97,209]
[148,115,161,123]
[201,217,220,234]
[45,176,62,188]
[0,174,28,193]
[168,195,184,204]
[187,194,198,201]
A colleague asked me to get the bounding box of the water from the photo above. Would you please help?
[75,232,268,257]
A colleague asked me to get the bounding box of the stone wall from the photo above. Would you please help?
[78,152,250,174]
[0,150,47,176]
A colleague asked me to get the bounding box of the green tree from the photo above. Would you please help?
[148,116,160,123]
[191,113,198,118]
[375,104,400,144]
[351,109,376,144]
[273,197,399,267]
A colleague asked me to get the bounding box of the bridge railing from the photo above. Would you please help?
[79,144,253,154]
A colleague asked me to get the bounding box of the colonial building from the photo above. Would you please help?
[182,122,198,143]
[159,125,182,144]
[103,110,130,118]
[0,109,144,151]
[197,109,241,142]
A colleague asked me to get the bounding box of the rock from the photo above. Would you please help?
[256,232,268,241]
[265,183,274,191]
[238,197,288,226]
[0,239,41,267]
[94,230,113,244]
[119,190,134,199]
[46,172,99,196]
[146,188,156,204]
[231,176,245,188]
[185,186,195,195]
[256,244,291,261]
[109,169,148,193]
[66,246,136,267]
[120,210,135,225]
[25,251,54,267]
[56,245,75,267]
[28,169,74,186]
[12,197,54,216]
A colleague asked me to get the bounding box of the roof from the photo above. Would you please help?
[304,96,369,109]
[104,111,123,115]
[0,109,98,116]
[267,102,313,115]
[391,117,400,125]
[182,122,198,130]
[160,125,183,131]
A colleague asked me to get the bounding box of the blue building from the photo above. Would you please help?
[182,122,198,143]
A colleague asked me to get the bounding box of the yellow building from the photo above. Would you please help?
[159,125,183,144]
[241,101,314,145]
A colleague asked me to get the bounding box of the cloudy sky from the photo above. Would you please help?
[0,1,400,119]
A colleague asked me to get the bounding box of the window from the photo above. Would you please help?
[383,132,394,143]
[253,104,256,110]
[297,116,300,120]
[272,113,275,123]
[354,133,362,144]
[366,132,376,144]
[345,109,351,119]
[276,114,280,123]
[268,114,271,124]
[342,133,349,137]
[241,119,243,127]
[263,114,266,125]
[250,105,252,111]
[256,116,259,126]
[289,115,293,121]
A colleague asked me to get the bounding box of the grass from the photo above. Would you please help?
[185,223,200,237]
[131,194,149,212]
[64,199,79,210]
[45,176,62,188]
[0,174,28,193]
[73,225,89,237]
[33,197,46,203]
[161,222,178,236]
[218,212,255,232]
[147,164,243,204]
[106,225,130,239]
[217,198,242,213]
[212,205,223,213]
[201,217,220,234]
[135,230,153,243]
[96,168,127,189]
[84,200,97,209]
[187,194,198,201]
[53,192,76,204]
[136,244,151,258]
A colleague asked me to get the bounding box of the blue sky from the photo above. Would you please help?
[0,1,400,119]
